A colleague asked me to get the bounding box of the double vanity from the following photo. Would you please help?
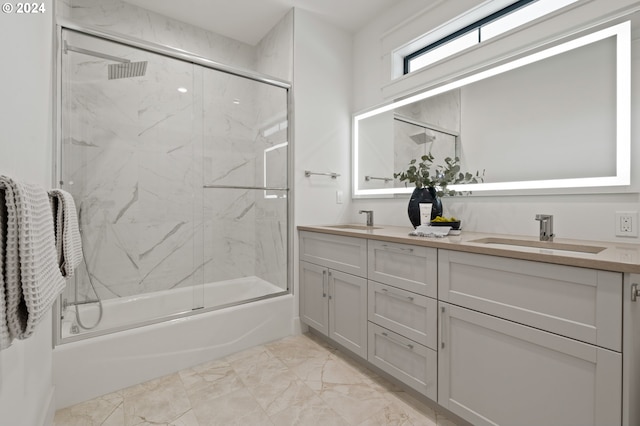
[298,224,640,426]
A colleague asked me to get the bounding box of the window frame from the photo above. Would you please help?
[403,0,537,75]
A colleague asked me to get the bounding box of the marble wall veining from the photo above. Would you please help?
[62,31,206,301]
[58,1,292,309]
[58,0,255,71]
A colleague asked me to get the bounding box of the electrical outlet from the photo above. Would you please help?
[616,211,638,237]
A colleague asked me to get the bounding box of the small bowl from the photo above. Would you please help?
[431,220,461,230]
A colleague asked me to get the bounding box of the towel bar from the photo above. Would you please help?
[305,170,340,179]
[365,176,393,182]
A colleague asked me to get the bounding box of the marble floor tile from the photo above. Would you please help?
[190,387,273,426]
[246,370,317,416]
[268,393,349,426]
[178,358,245,407]
[122,374,192,425]
[229,346,289,385]
[54,333,460,426]
[53,390,124,426]
[316,382,391,425]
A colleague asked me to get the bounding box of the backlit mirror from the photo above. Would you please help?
[353,21,631,197]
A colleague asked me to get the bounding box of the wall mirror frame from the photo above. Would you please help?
[352,20,631,198]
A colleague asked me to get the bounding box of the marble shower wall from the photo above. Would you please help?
[59,2,292,303]
[57,0,255,72]
[200,72,288,288]
[252,11,292,290]
[62,30,205,301]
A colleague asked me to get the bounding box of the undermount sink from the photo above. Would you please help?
[326,224,382,230]
[470,237,606,255]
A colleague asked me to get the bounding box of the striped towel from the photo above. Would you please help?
[49,189,82,277]
[0,176,65,350]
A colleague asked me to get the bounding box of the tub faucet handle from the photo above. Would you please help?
[359,210,374,227]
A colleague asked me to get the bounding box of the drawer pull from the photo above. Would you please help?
[440,306,445,349]
[381,331,414,350]
[381,287,414,302]
[380,244,414,253]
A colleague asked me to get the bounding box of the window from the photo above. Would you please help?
[403,0,579,75]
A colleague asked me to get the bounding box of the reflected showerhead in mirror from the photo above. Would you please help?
[410,132,435,145]
[108,61,148,80]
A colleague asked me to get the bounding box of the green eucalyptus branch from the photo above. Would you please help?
[393,155,485,197]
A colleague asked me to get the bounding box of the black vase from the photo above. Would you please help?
[407,186,443,228]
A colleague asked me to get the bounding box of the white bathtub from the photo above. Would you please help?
[53,279,297,409]
[61,276,285,339]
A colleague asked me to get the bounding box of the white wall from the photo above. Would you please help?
[292,9,353,321]
[293,9,353,226]
[0,0,56,425]
[351,0,640,243]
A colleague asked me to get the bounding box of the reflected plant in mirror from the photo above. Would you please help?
[394,154,485,197]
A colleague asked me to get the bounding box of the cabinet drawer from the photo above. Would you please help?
[368,240,437,297]
[368,323,437,401]
[439,250,622,352]
[300,231,367,277]
[368,281,437,349]
[439,302,621,426]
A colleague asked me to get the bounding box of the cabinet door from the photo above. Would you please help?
[368,323,437,401]
[329,270,367,358]
[300,261,328,336]
[368,281,437,349]
[438,302,622,426]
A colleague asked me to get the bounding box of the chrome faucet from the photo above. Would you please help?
[359,210,374,227]
[535,214,554,242]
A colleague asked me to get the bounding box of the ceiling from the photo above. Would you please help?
[123,0,398,45]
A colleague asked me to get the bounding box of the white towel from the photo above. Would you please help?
[48,189,82,278]
[0,176,66,349]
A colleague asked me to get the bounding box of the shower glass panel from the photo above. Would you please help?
[201,70,289,300]
[58,28,290,341]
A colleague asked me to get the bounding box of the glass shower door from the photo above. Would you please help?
[200,66,289,309]
[59,29,204,338]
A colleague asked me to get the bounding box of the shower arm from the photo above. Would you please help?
[63,40,130,63]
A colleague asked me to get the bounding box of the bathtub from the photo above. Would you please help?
[60,276,286,339]
[53,278,297,409]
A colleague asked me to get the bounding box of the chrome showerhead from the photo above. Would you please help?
[64,41,148,80]
[108,61,148,80]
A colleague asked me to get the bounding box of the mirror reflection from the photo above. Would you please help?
[353,21,630,197]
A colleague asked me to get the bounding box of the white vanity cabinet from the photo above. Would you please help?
[438,249,623,426]
[366,240,439,399]
[298,227,635,425]
[299,232,368,357]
